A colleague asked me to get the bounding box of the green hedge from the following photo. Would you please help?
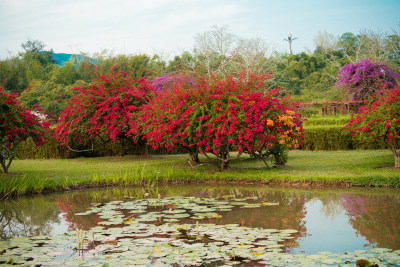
[16,134,183,159]
[16,125,389,159]
[303,116,351,126]
[301,125,387,150]
[16,133,69,159]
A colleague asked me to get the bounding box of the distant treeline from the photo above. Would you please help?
[1,27,399,122]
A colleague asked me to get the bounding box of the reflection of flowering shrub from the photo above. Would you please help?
[336,59,400,102]
[55,195,101,231]
[341,193,400,249]
[181,191,307,252]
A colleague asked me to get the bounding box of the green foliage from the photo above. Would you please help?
[95,54,166,79]
[53,62,80,85]
[302,125,387,150]
[303,116,351,126]
[275,52,334,97]
[19,80,82,122]
[0,56,30,94]
[16,133,68,159]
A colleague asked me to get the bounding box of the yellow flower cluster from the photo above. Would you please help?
[278,131,300,148]
[276,112,301,148]
[278,115,295,127]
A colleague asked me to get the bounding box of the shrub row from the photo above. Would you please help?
[301,125,387,150]
[16,134,69,159]
[16,125,388,159]
[16,130,186,159]
[303,116,351,126]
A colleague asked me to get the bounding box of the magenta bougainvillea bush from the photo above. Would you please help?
[344,86,400,168]
[0,87,50,173]
[336,59,400,102]
[54,65,153,150]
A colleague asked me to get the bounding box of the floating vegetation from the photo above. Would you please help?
[0,195,399,266]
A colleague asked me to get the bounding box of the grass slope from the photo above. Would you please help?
[1,150,399,198]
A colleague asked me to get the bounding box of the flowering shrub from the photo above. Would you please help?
[55,65,153,151]
[190,87,303,169]
[0,87,50,173]
[344,86,400,168]
[130,73,201,163]
[336,59,400,102]
[134,72,303,169]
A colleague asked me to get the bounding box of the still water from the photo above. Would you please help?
[1,185,398,256]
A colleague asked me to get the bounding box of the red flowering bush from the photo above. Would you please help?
[130,73,201,163]
[55,65,153,152]
[344,86,400,168]
[0,87,50,173]
[190,87,303,169]
[134,72,303,169]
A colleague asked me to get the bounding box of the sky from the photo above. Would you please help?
[0,0,399,60]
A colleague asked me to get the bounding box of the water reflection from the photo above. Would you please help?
[0,196,61,239]
[341,193,400,249]
[0,186,399,254]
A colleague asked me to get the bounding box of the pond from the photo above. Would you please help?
[0,185,399,266]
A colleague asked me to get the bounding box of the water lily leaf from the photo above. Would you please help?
[162,218,178,222]
[369,248,392,253]
[221,195,235,198]
[280,229,298,234]
[262,201,279,206]
[241,204,261,208]
[164,213,190,219]
[230,202,248,206]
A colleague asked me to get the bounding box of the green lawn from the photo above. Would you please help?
[1,150,399,197]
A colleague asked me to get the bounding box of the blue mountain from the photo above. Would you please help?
[52,53,83,65]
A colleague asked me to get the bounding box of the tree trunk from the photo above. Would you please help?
[389,145,400,169]
[189,151,200,164]
[0,157,6,173]
[0,146,17,174]
[220,152,229,170]
[273,153,285,166]
[220,160,229,170]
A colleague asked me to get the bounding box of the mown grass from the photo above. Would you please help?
[1,150,399,198]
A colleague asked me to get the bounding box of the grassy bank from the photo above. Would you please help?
[1,150,399,198]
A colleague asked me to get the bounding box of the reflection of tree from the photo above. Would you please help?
[54,188,154,230]
[311,193,345,221]
[0,197,60,240]
[54,187,308,251]
[56,195,101,231]
[341,193,400,249]
[181,189,308,252]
